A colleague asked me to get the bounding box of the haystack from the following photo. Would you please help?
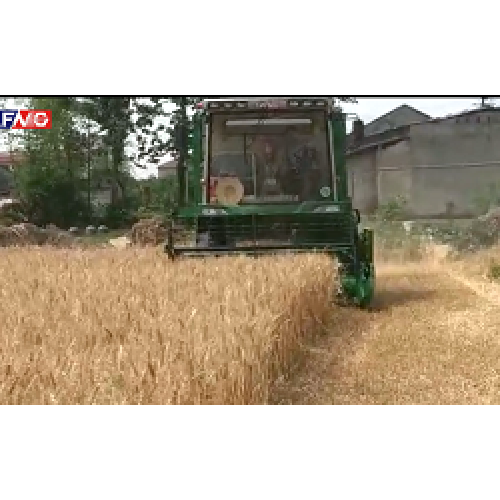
[9,223,45,245]
[109,236,132,249]
[0,226,18,246]
[0,199,25,226]
[44,224,77,248]
[0,223,76,248]
[129,217,168,247]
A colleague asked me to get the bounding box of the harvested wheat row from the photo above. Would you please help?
[0,247,338,404]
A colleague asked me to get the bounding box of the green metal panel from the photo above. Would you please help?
[190,113,203,206]
[332,111,348,202]
[175,200,352,218]
[177,97,188,208]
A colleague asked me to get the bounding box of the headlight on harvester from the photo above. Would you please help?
[313,206,341,213]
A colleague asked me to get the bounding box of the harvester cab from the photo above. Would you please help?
[165,97,375,307]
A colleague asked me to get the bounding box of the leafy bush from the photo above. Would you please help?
[100,201,139,229]
[488,261,500,280]
[0,201,27,226]
[14,165,90,229]
[375,196,408,222]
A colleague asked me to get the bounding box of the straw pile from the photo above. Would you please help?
[0,223,76,248]
[129,218,168,247]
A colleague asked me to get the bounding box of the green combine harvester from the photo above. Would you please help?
[165,97,375,307]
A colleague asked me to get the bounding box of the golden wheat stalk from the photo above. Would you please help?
[0,248,337,405]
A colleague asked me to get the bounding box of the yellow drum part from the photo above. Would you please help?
[215,177,244,206]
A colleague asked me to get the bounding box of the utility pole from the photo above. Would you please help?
[480,97,494,108]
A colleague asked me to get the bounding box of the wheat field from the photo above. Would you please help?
[4,240,500,405]
[0,248,337,404]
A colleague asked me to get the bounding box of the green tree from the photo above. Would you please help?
[76,97,170,199]
[0,166,13,194]
[136,175,179,217]
[75,97,131,205]
[61,97,170,226]
[14,97,89,228]
[8,96,173,227]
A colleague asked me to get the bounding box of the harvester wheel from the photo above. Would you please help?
[336,262,375,309]
[357,263,375,309]
[334,265,357,307]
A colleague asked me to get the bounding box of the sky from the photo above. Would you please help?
[343,98,488,126]
[0,97,491,179]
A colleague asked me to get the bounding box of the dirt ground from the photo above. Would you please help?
[272,260,500,405]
